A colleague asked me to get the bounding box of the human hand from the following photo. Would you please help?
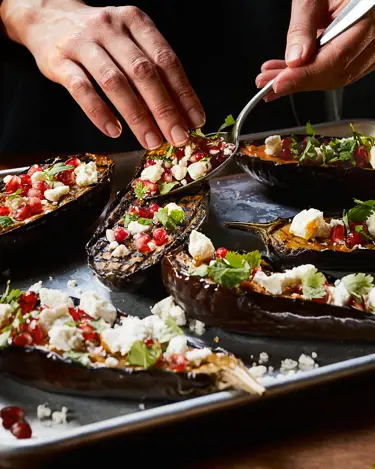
[256,0,375,101]
[0,0,206,148]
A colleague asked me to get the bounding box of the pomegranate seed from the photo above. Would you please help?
[161,170,173,183]
[282,137,292,150]
[279,148,293,160]
[141,180,158,195]
[354,145,369,167]
[79,323,97,341]
[331,224,346,243]
[5,176,21,194]
[149,203,160,215]
[114,226,129,243]
[190,151,207,163]
[153,228,167,246]
[0,206,10,216]
[19,174,31,186]
[28,197,43,214]
[12,333,33,347]
[27,164,42,177]
[215,247,228,259]
[15,205,31,221]
[65,157,81,168]
[0,406,24,422]
[33,180,50,194]
[19,291,38,314]
[29,322,45,345]
[169,353,187,372]
[144,159,157,168]
[20,184,32,196]
[144,339,155,346]
[134,234,152,252]
[174,147,185,159]
[56,169,75,186]
[69,307,90,322]
[346,231,365,248]
[134,206,152,219]
[27,188,43,199]
[11,421,32,439]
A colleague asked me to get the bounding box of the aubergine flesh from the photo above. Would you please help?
[161,237,375,341]
[0,283,264,399]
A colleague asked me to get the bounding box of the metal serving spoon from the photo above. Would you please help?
[148,0,375,199]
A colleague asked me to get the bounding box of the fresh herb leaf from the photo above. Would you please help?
[225,251,261,270]
[134,182,149,200]
[63,351,91,366]
[342,273,374,300]
[126,340,162,369]
[0,216,14,228]
[158,181,179,195]
[350,123,375,152]
[0,281,22,307]
[166,145,174,158]
[300,137,319,163]
[65,321,77,328]
[188,264,209,277]
[301,268,327,300]
[207,259,250,289]
[165,316,183,335]
[355,224,373,241]
[343,199,375,225]
[1,188,22,200]
[138,217,153,226]
[214,114,236,138]
[191,128,206,138]
[90,317,110,332]
[155,207,185,230]
[124,212,138,227]
[0,327,12,349]
[306,121,316,137]
[46,163,74,176]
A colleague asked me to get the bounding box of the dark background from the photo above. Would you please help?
[0,0,374,158]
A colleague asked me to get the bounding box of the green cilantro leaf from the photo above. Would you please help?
[0,326,12,349]
[300,137,319,163]
[0,216,14,229]
[65,321,77,328]
[355,224,373,241]
[0,280,22,308]
[46,163,74,177]
[301,268,327,300]
[63,351,91,366]
[342,273,374,300]
[207,259,250,289]
[0,188,22,200]
[158,181,179,195]
[188,264,209,277]
[191,128,206,138]
[90,317,110,332]
[225,251,261,270]
[166,145,174,158]
[126,340,162,369]
[164,316,183,335]
[350,123,375,152]
[306,121,316,137]
[134,182,149,200]
[155,207,185,231]
[343,199,375,227]
[124,212,138,227]
[215,114,236,138]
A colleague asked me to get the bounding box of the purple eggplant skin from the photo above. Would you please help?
[0,154,114,271]
[161,246,375,342]
[86,184,210,292]
[0,346,214,400]
[236,135,375,200]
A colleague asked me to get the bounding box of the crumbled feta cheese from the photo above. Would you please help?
[171,165,187,181]
[147,241,157,251]
[258,352,269,364]
[31,171,47,184]
[179,156,190,168]
[44,185,70,202]
[111,244,130,258]
[142,315,179,343]
[188,319,205,336]
[49,325,84,352]
[3,175,12,184]
[330,218,345,227]
[108,241,119,251]
[74,161,98,187]
[209,149,220,155]
[127,221,151,235]
[164,335,188,359]
[184,144,192,158]
[370,145,375,169]
[104,356,119,367]
[28,281,43,294]
[53,181,65,188]
[366,213,375,237]
[39,306,72,332]
[164,203,183,215]
[106,229,115,243]
[67,279,77,288]
[51,407,68,425]
[265,135,282,156]
[186,347,212,366]
[140,161,164,183]
[311,352,318,359]
[101,316,147,355]
[367,287,375,312]
[39,288,74,309]
[0,304,13,329]
[329,281,351,307]
[298,354,315,371]
[254,265,316,295]
[188,230,214,262]
[280,358,298,373]
[151,296,187,326]
[223,145,234,156]
[37,403,52,420]
[249,365,267,378]
[139,403,145,410]
[181,179,187,186]
[290,208,331,240]
[79,291,117,324]
[187,161,209,181]
[5,196,27,212]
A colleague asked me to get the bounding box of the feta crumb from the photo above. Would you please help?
[37,403,52,420]
[101,316,147,355]
[311,352,318,359]
[164,335,188,359]
[370,145,375,169]
[258,352,269,364]
[290,208,331,240]
[67,279,77,288]
[49,325,84,352]
[0,304,13,329]
[188,319,205,336]
[108,241,119,251]
[44,185,70,202]
[329,281,351,307]
[179,156,190,167]
[186,347,212,366]
[140,161,164,183]
[249,365,267,378]
[39,288,74,309]
[147,241,157,251]
[139,403,145,410]
[111,244,130,258]
[104,356,119,367]
[3,175,12,184]
[366,213,375,237]
[151,296,187,326]
[79,291,117,324]
[187,161,209,181]
[74,161,98,187]
[164,202,183,215]
[253,264,316,295]
[181,179,187,186]
[280,358,298,373]
[31,171,47,184]
[51,407,68,425]
[127,221,151,235]
[171,165,187,181]
[106,229,115,243]
[39,305,71,332]
[184,144,192,158]
[265,135,282,156]
[188,230,214,262]
[298,353,315,371]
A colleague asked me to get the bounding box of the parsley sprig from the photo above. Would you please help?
[342,199,375,231]
[342,273,374,300]
[0,216,14,229]
[155,207,185,230]
[301,268,327,300]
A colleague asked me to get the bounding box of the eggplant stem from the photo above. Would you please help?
[217,363,265,396]
[224,219,286,239]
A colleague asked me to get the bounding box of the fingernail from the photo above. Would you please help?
[256,81,265,89]
[171,125,189,146]
[188,108,205,128]
[274,80,294,94]
[145,132,162,150]
[105,121,122,138]
[286,44,303,64]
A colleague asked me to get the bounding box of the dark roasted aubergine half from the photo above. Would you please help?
[0,154,114,269]
[0,283,264,399]
[236,123,375,199]
[86,184,210,290]
[161,230,375,341]
[225,199,375,271]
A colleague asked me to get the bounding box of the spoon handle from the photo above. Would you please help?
[232,0,375,142]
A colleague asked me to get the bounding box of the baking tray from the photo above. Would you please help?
[1,119,375,462]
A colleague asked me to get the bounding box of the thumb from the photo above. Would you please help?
[286,0,321,68]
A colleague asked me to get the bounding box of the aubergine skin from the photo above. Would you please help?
[0,346,214,401]
[161,247,375,342]
[86,185,210,291]
[0,154,114,271]
[236,136,375,200]
[225,219,375,272]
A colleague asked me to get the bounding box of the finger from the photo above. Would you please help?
[261,60,287,72]
[337,39,375,86]
[286,0,322,67]
[120,6,205,129]
[77,42,164,150]
[264,91,287,103]
[57,59,122,139]
[256,69,283,88]
[274,15,375,94]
